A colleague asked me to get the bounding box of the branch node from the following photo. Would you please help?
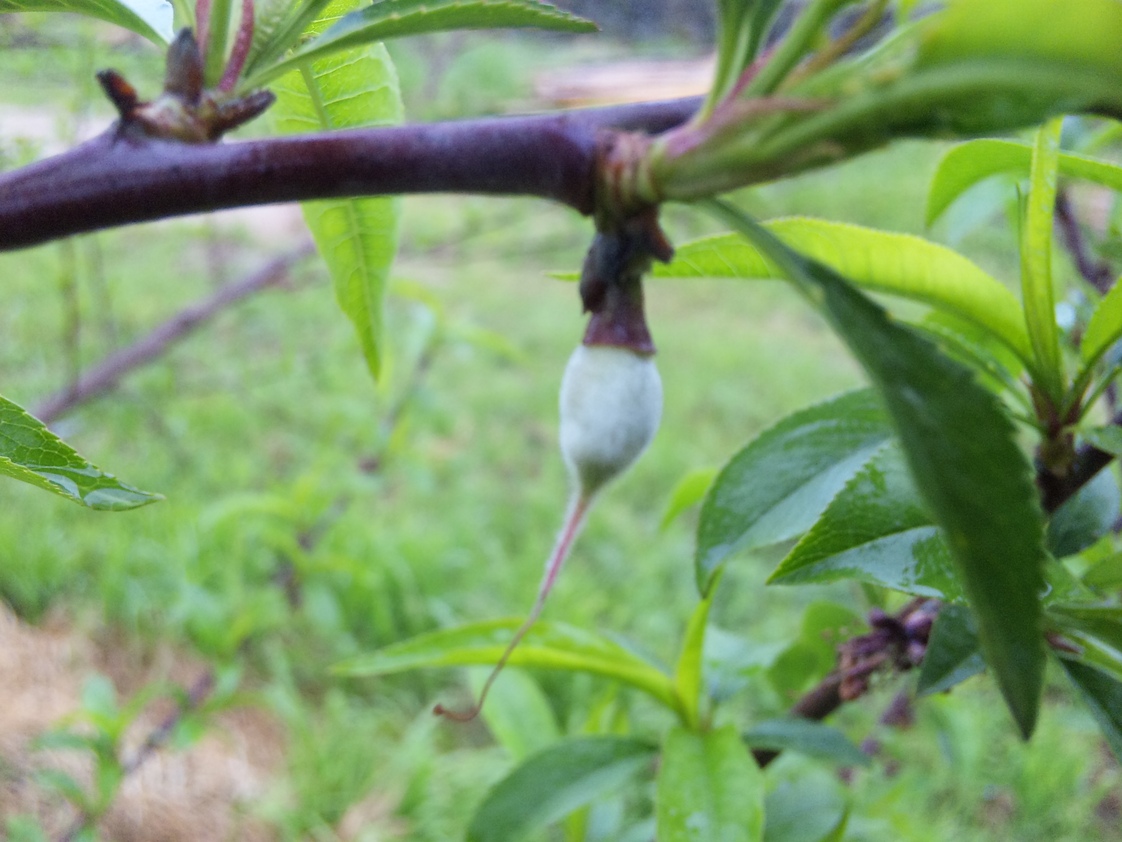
[96,27,273,143]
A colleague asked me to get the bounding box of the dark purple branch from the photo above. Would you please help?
[0,98,700,252]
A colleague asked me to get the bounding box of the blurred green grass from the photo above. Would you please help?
[0,17,1117,841]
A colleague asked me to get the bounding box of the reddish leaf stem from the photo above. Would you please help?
[219,0,255,93]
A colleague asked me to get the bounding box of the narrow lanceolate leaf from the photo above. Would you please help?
[661,466,718,531]
[705,201,1046,738]
[770,445,963,600]
[1083,550,1122,591]
[926,140,1122,228]
[244,0,333,76]
[1058,657,1122,764]
[0,395,160,510]
[250,0,596,86]
[1048,603,1122,683]
[707,0,782,113]
[0,0,172,43]
[743,718,869,768]
[466,736,655,842]
[673,582,717,729]
[272,43,403,380]
[335,619,678,711]
[696,389,892,594]
[1020,119,1065,402]
[916,603,985,696]
[1082,274,1122,366]
[658,725,764,842]
[657,219,1032,364]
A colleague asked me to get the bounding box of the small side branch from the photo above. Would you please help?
[33,244,314,425]
[1039,426,1119,515]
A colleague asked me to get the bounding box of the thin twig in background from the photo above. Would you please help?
[1055,188,1114,295]
[34,243,315,425]
[121,670,216,776]
[58,670,216,842]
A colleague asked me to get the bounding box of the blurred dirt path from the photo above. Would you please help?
[0,605,281,840]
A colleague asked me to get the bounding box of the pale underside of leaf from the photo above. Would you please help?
[696,388,893,593]
[770,444,964,599]
[0,395,161,510]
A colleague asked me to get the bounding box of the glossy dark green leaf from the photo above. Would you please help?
[770,445,963,600]
[335,619,678,712]
[250,0,596,86]
[0,395,160,510]
[0,0,172,44]
[657,725,764,842]
[743,718,869,767]
[1046,469,1121,558]
[466,736,656,842]
[272,39,404,379]
[1058,657,1122,763]
[917,603,985,695]
[705,202,1046,738]
[696,389,892,593]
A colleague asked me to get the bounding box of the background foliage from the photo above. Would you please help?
[1,1,1121,840]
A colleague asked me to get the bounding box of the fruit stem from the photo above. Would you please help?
[434,492,594,722]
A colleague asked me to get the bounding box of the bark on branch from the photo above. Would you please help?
[0,97,700,252]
